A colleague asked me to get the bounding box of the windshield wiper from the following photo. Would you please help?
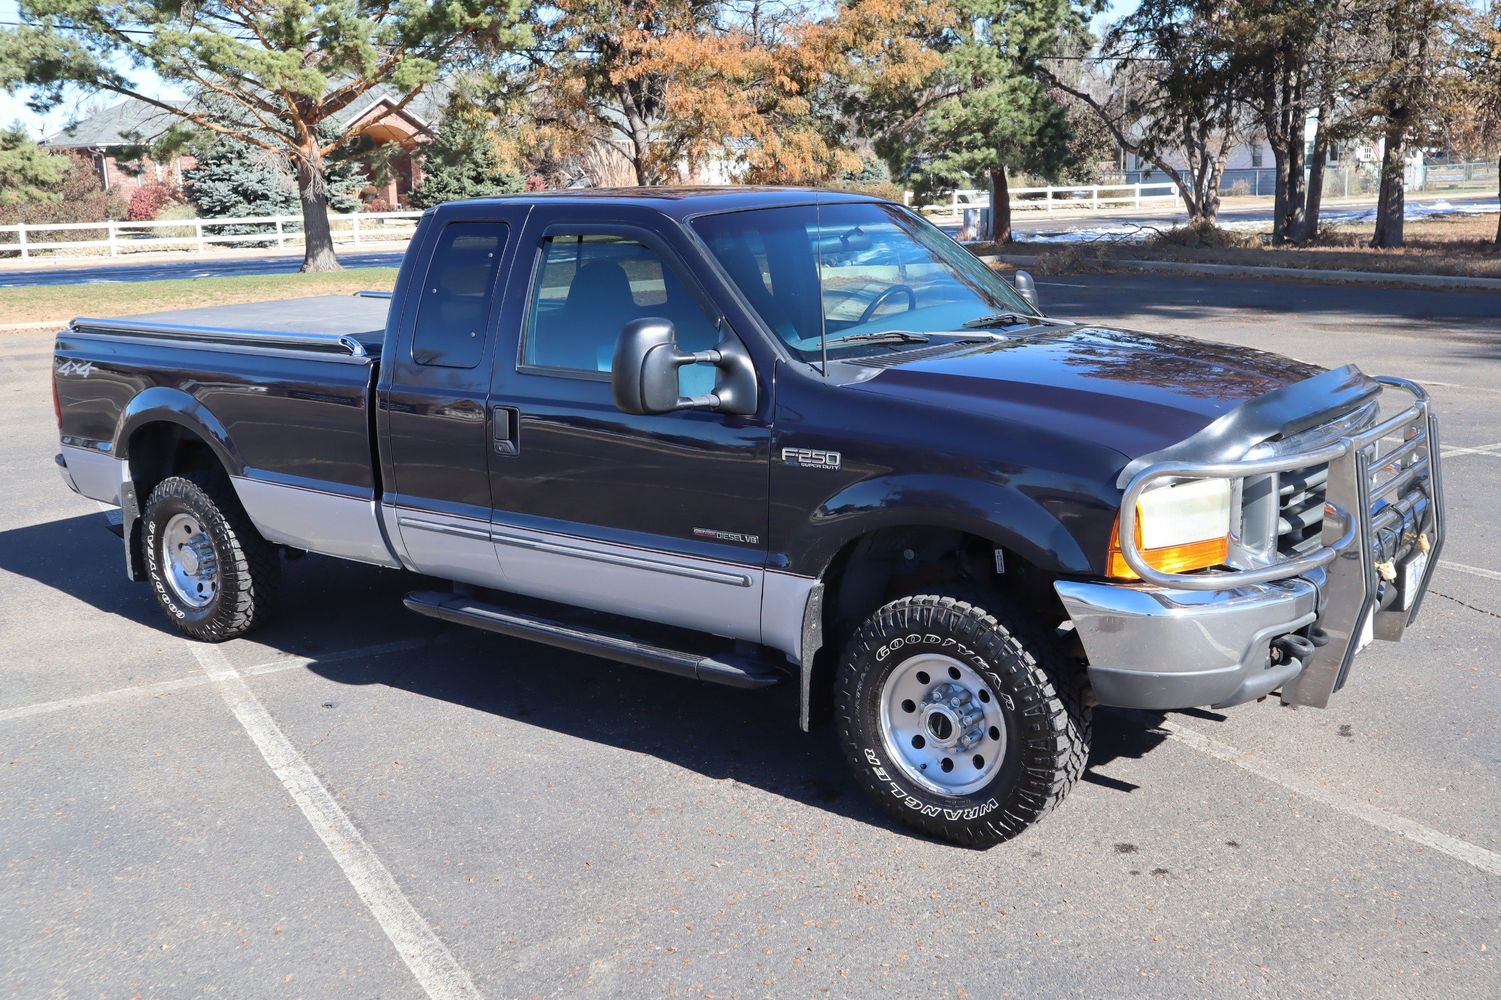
[961,312,1036,329]
[821,331,930,347]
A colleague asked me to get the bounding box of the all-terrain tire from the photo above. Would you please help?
[142,472,279,641]
[835,594,1090,847]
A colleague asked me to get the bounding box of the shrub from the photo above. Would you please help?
[1225,180,1251,197]
[153,203,199,240]
[1150,220,1261,249]
[127,182,182,221]
[0,151,126,250]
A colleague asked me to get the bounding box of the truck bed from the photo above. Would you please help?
[70,293,390,358]
[55,292,397,567]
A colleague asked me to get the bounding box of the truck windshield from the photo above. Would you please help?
[691,202,1039,361]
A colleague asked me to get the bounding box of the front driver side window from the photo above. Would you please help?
[523,233,720,380]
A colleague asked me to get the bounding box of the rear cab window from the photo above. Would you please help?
[411,222,508,368]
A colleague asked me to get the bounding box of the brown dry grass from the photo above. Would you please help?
[993,213,1501,280]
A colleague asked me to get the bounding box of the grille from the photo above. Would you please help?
[1277,464,1329,559]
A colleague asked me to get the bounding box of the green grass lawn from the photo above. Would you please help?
[0,268,399,330]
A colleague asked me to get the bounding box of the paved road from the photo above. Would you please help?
[2,274,1498,997]
[0,248,408,287]
[3,192,1493,286]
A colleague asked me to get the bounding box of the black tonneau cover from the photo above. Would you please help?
[70,293,389,357]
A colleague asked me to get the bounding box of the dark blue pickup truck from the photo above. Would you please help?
[53,188,1445,846]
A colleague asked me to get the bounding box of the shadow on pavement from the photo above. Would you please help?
[2,511,1177,839]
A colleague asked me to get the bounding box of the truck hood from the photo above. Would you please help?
[850,325,1328,463]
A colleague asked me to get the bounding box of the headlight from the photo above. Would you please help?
[1107,478,1232,579]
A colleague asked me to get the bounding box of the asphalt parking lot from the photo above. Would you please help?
[2,273,1497,998]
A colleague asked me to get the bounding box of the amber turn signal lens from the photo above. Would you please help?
[1106,514,1229,580]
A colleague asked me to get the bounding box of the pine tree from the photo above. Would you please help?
[187,129,363,241]
[1,1,528,271]
[410,111,522,209]
[855,0,1090,242]
[0,124,68,207]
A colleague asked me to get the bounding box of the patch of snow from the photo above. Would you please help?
[1322,199,1499,225]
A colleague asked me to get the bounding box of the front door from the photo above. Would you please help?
[486,217,771,643]
[380,210,525,586]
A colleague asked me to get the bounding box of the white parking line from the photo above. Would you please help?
[1162,720,1501,878]
[189,642,483,1000]
[1422,380,1501,396]
[1440,441,1501,458]
[0,638,432,725]
[1441,560,1501,583]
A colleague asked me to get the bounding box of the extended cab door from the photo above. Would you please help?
[379,205,529,585]
[485,208,772,643]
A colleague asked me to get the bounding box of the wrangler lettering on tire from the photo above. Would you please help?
[836,594,1091,847]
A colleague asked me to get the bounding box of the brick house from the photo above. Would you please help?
[44,86,445,207]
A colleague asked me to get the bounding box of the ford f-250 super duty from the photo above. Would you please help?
[53,188,1445,846]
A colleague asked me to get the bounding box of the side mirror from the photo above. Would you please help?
[1013,269,1039,310]
[611,317,758,417]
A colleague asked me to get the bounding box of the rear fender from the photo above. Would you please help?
[114,388,243,580]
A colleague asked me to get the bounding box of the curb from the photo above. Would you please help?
[975,253,1501,293]
[0,320,66,332]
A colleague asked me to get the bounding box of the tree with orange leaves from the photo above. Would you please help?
[526,1,921,186]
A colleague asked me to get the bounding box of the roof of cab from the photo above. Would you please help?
[436,186,887,220]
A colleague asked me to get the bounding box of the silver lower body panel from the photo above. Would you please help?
[58,444,123,505]
[489,523,766,646]
[233,476,401,568]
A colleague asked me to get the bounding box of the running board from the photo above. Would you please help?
[403,590,784,689]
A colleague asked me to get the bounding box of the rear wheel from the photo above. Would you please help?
[835,594,1090,847]
[142,473,278,641]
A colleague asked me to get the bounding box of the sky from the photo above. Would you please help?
[0,0,1144,139]
[0,0,187,138]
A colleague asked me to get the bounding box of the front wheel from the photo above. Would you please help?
[835,595,1090,847]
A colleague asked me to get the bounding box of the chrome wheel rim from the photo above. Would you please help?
[162,512,219,609]
[879,653,1007,795]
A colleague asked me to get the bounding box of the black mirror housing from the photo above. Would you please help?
[612,317,760,417]
[612,318,685,415]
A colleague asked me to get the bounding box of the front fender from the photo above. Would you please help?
[779,472,1104,579]
[114,386,244,477]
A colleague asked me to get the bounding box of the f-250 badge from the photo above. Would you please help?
[782,447,841,470]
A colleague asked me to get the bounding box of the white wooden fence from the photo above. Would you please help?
[0,209,423,261]
[915,182,1181,215]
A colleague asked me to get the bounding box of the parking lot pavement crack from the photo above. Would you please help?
[1159,720,1501,878]
[187,641,484,1000]
[1430,590,1501,622]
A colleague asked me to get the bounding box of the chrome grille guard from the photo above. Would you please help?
[1116,377,1445,708]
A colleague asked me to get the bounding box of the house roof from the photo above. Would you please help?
[44,82,451,149]
[45,98,190,148]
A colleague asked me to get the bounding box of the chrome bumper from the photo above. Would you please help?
[56,452,79,494]
[1056,577,1320,709]
[1059,377,1444,710]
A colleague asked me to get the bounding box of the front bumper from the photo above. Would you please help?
[1059,376,1444,711]
[1056,577,1322,709]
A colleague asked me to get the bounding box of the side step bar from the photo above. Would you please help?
[403,590,784,689]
